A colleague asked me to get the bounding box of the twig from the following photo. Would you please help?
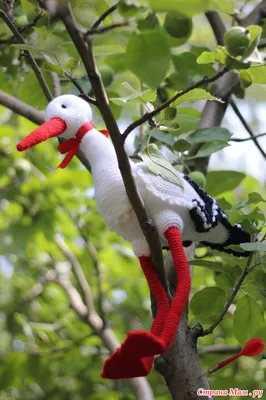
[230,100,266,159]
[230,132,266,142]
[54,1,169,294]
[122,67,229,141]
[64,72,97,106]
[18,13,44,33]
[0,12,45,43]
[199,344,241,356]
[0,10,53,102]
[55,234,95,316]
[86,22,128,35]
[91,3,118,29]
[198,253,254,337]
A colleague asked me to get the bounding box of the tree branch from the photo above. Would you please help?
[199,344,241,356]
[91,3,118,29]
[86,22,129,35]
[230,132,266,142]
[55,234,96,316]
[122,67,229,141]
[0,10,53,102]
[64,72,98,106]
[53,1,168,294]
[230,100,266,159]
[0,90,45,125]
[199,253,253,337]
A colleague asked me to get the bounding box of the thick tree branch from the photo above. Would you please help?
[199,344,241,356]
[0,10,53,102]
[230,100,266,159]
[0,90,45,125]
[122,67,229,141]
[53,1,168,294]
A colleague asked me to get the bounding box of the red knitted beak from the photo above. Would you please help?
[16,117,67,151]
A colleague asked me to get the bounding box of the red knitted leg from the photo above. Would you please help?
[101,256,169,378]
[118,256,169,359]
[101,349,154,379]
[159,226,191,351]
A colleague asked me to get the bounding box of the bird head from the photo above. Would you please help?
[17,95,93,151]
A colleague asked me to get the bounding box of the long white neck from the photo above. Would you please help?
[79,129,120,177]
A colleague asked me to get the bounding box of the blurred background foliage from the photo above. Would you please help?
[1,0,266,399]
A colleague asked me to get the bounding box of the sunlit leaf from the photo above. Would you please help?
[141,143,184,187]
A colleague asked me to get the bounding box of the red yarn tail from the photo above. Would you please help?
[139,256,169,336]
[161,226,191,350]
[208,338,265,374]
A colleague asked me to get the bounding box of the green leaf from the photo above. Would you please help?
[188,141,229,159]
[248,192,266,203]
[227,208,265,225]
[232,192,266,210]
[240,242,266,253]
[173,139,191,152]
[205,171,246,197]
[150,129,176,146]
[43,61,64,77]
[247,65,266,84]
[197,46,228,65]
[110,82,156,105]
[233,295,264,345]
[141,144,184,187]
[190,287,226,318]
[172,52,215,77]
[197,46,250,70]
[190,259,225,272]
[11,44,60,64]
[173,88,223,107]
[150,0,208,16]
[187,127,232,144]
[126,31,171,88]
[65,58,79,71]
[239,70,252,88]
[243,25,262,59]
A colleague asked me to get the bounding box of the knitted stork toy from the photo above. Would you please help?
[17,95,250,380]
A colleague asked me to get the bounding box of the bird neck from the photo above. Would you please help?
[79,129,119,175]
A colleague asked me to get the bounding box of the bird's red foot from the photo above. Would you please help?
[119,330,165,359]
[101,348,153,379]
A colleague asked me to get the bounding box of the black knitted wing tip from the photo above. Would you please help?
[201,224,251,258]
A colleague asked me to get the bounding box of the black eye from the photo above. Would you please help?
[61,104,67,109]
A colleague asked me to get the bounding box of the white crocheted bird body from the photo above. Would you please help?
[82,129,248,257]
